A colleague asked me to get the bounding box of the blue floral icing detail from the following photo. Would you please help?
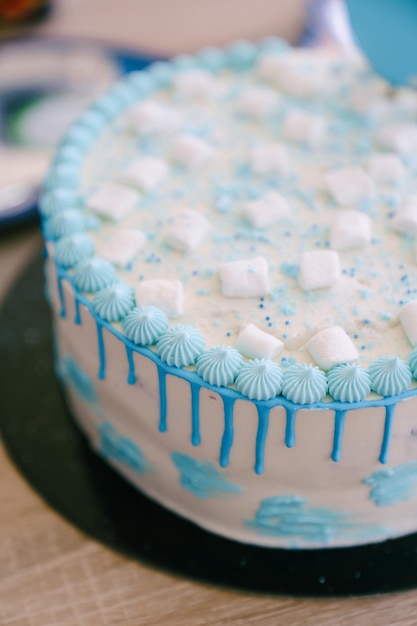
[235,358,283,400]
[72,257,116,293]
[92,281,135,322]
[60,354,98,405]
[196,345,243,387]
[363,462,417,507]
[39,188,77,218]
[282,364,328,404]
[157,325,205,367]
[225,40,258,70]
[63,123,95,150]
[369,356,411,396]
[53,144,84,166]
[148,61,175,87]
[327,363,371,402]
[77,110,106,135]
[54,233,95,268]
[259,36,290,54]
[171,452,241,499]
[43,163,80,190]
[196,46,226,72]
[97,422,152,475]
[47,210,85,239]
[122,305,169,345]
[127,71,155,97]
[409,348,417,379]
[172,54,197,71]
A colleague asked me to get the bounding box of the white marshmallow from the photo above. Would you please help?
[241,191,290,228]
[250,143,289,176]
[257,52,325,97]
[171,134,215,167]
[307,326,358,371]
[399,300,417,346]
[325,167,374,206]
[391,202,417,235]
[96,228,146,266]
[282,109,326,146]
[135,279,184,318]
[378,123,417,154]
[130,101,180,134]
[236,86,279,118]
[219,257,270,298]
[173,69,215,98]
[120,156,168,192]
[164,209,210,252]
[87,183,140,221]
[298,249,340,291]
[236,323,284,360]
[368,153,405,183]
[330,210,372,250]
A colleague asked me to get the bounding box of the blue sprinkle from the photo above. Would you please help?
[280,261,299,279]
[226,331,231,337]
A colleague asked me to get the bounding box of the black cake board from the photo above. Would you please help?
[2,253,417,597]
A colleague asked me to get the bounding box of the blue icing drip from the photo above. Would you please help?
[327,363,371,402]
[285,407,297,448]
[96,320,106,380]
[196,345,243,387]
[158,368,167,432]
[97,422,151,475]
[74,296,81,325]
[409,348,417,378]
[54,233,95,269]
[61,354,99,405]
[235,358,283,401]
[255,404,270,475]
[92,281,135,322]
[72,257,116,293]
[122,305,168,345]
[332,410,347,462]
[47,210,85,240]
[125,345,136,384]
[280,261,299,279]
[57,272,66,318]
[157,325,205,367]
[369,356,412,396]
[190,381,201,446]
[220,396,235,467]
[282,364,327,404]
[171,452,241,499]
[364,461,417,506]
[379,404,396,464]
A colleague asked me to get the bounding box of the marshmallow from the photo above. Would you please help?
[368,153,405,183]
[391,202,417,235]
[173,69,216,98]
[250,143,289,176]
[241,191,290,228]
[219,257,270,298]
[282,109,326,146]
[164,209,210,252]
[298,250,340,291]
[236,86,279,117]
[257,52,325,97]
[97,228,146,266]
[120,156,168,192]
[87,183,140,221]
[236,323,284,360]
[307,326,359,371]
[399,300,417,346]
[135,279,184,318]
[330,210,372,250]
[378,123,417,154]
[130,101,180,134]
[325,167,374,206]
[171,134,215,167]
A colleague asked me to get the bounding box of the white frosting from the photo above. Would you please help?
[283,109,326,146]
[391,201,417,235]
[378,123,417,154]
[298,250,340,291]
[87,182,140,221]
[135,279,184,318]
[368,153,405,183]
[307,326,359,370]
[130,101,180,134]
[257,50,328,97]
[236,322,284,359]
[330,210,372,251]
[399,300,417,346]
[250,143,289,175]
[163,208,210,252]
[241,191,290,228]
[120,156,168,192]
[325,167,374,207]
[96,228,146,266]
[173,69,216,98]
[235,86,279,117]
[219,257,270,298]
[171,133,215,167]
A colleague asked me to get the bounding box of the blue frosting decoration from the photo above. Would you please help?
[282,364,328,404]
[157,325,205,367]
[54,233,95,269]
[39,188,78,218]
[148,61,175,87]
[43,163,80,191]
[225,40,259,70]
[122,306,169,345]
[196,345,243,387]
[47,209,85,240]
[53,144,84,166]
[92,281,135,322]
[327,363,371,402]
[60,354,99,405]
[235,358,283,401]
[220,396,236,467]
[379,404,396,464]
[409,347,417,379]
[280,261,299,279]
[196,46,226,72]
[363,462,417,506]
[97,421,152,475]
[332,410,347,462]
[171,452,241,499]
[72,257,116,293]
[369,356,412,396]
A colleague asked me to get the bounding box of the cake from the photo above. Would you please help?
[40,38,417,549]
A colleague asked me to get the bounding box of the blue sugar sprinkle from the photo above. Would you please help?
[213,320,220,327]
[283,333,288,339]
[285,320,290,326]
[226,331,231,337]
[280,261,299,279]
[354,333,359,339]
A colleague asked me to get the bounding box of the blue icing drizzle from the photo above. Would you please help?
[54,233,95,269]
[369,356,412,396]
[196,345,243,386]
[123,305,169,345]
[157,325,205,367]
[235,358,283,401]
[282,364,327,404]
[47,209,85,240]
[60,354,99,405]
[72,257,116,293]
[409,347,417,378]
[39,188,78,218]
[364,462,417,506]
[92,281,135,322]
[327,363,371,402]
[171,452,241,499]
[97,422,152,475]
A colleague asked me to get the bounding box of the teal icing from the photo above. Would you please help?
[172,53,198,71]
[196,345,243,386]
[39,188,77,218]
[122,305,169,345]
[409,347,417,378]
[196,46,226,72]
[171,452,241,499]
[259,36,289,54]
[60,354,99,405]
[148,61,175,87]
[54,233,95,268]
[92,281,135,322]
[72,257,116,293]
[369,356,412,396]
[63,123,95,150]
[327,363,371,402]
[53,144,84,166]
[97,421,152,475]
[363,461,417,506]
[282,364,328,404]
[127,71,155,96]
[157,325,205,367]
[77,109,106,135]
[280,261,299,279]
[225,40,258,70]
[235,358,283,401]
[43,163,80,190]
[47,209,85,240]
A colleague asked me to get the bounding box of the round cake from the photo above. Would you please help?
[40,38,417,549]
